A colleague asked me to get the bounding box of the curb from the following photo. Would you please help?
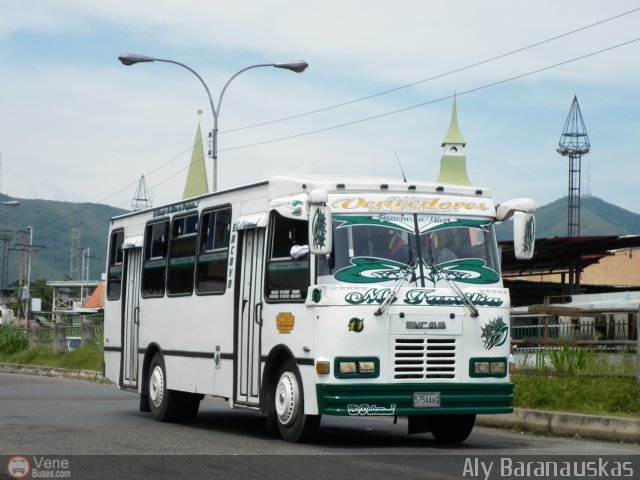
[1,363,637,443]
[0,363,108,383]
[477,408,640,444]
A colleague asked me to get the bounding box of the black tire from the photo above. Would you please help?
[428,414,476,443]
[177,392,202,423]
[147,352,182,422]
[272,358,320,443]
[139,393,151,412]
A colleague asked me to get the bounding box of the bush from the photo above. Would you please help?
[0,325,28,354]
[548,346,589,373]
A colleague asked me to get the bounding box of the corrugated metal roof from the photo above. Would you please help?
[500,235,640,278]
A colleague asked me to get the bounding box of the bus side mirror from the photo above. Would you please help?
[513,211,535,260]
[308,189,332,255]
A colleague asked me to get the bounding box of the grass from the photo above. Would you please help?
[513,373,640,418]
[0,325,28,354]
[512,346,640,417]
[0,343,103,372]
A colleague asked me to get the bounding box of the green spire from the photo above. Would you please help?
[436,96,471,186]
[441,95,466,147]
[183,121,209,199]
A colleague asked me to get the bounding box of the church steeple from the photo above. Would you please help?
[183,111,209,199]
[441,94,466,152]
[436,95,472,186]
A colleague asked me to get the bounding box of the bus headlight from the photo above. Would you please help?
[335,357,379,378]
[470,358,507,377]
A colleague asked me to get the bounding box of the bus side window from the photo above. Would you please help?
[167,213,198,296]
[142,220,169,297]
[196,207,231,294]
[107,229,124,300]
[265,212,309,301]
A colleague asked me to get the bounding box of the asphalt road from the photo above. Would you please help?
[1,373,638,479]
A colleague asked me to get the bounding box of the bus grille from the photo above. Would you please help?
[393,337,457,380]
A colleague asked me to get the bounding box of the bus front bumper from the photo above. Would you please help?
[316,382,513,416]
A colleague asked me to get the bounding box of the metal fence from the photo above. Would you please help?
[510,313,639,378]
[13,313,104,352]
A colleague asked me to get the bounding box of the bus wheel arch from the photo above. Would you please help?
[146,349,193,423]
[138,343,162,412]
[264,351,320,443]
[274,358,320,442]
[261,345,293,434]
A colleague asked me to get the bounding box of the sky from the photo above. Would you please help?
[1,1,639,216]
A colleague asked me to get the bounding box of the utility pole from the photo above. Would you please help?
[0,213,12,305]
[13,227,44,321]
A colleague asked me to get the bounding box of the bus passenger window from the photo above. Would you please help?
[107,230,124,300]
[167,213,198,296]
[196,207,231,294]
[266,212,309,301]
[142,220,169,297]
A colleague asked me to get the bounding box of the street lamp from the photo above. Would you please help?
[118,53,308,192]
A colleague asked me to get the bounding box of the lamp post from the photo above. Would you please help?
[118,53,308,192]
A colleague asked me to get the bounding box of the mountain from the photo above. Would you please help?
[497,196,640,240]
[2,193,638,283]
[536,196,640,237]
[1,194,128,282]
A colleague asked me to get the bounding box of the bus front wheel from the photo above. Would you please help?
[148,352,182,422]
[273,359,320,443]
[428,414,476,443]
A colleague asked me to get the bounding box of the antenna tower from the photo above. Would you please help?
[132,174,152,211]
[556,95,590,237]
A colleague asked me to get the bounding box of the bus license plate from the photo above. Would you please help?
[413,392,440,408]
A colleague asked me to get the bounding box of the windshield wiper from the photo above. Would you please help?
[423,249,479,318]
[374,260,417,316]
[440,267,479,317]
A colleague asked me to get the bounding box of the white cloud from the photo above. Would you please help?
[0,0,639,215]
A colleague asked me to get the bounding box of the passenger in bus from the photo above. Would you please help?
[387,230,411,264]
[290,244,309,259]
[423,230,457,264]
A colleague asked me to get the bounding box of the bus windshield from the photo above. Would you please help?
[317,213,500,286]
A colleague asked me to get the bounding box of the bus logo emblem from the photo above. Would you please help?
[348,318,364,332]
[481,316,508,349]
[276,312,295,334]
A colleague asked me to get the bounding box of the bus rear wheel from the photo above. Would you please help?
[148,352,183,422]
[428,414,476,443]
[273,359,320,443]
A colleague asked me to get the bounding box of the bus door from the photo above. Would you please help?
[121,242,142,389]
[235,227,265,407]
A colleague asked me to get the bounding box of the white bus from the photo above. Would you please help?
[104,175,535,443]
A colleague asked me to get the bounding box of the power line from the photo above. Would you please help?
[221,6,640,134]
[96,9,640,207]
[34,12,640,221]
[219,36,640,153]
[108,34,640,206]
